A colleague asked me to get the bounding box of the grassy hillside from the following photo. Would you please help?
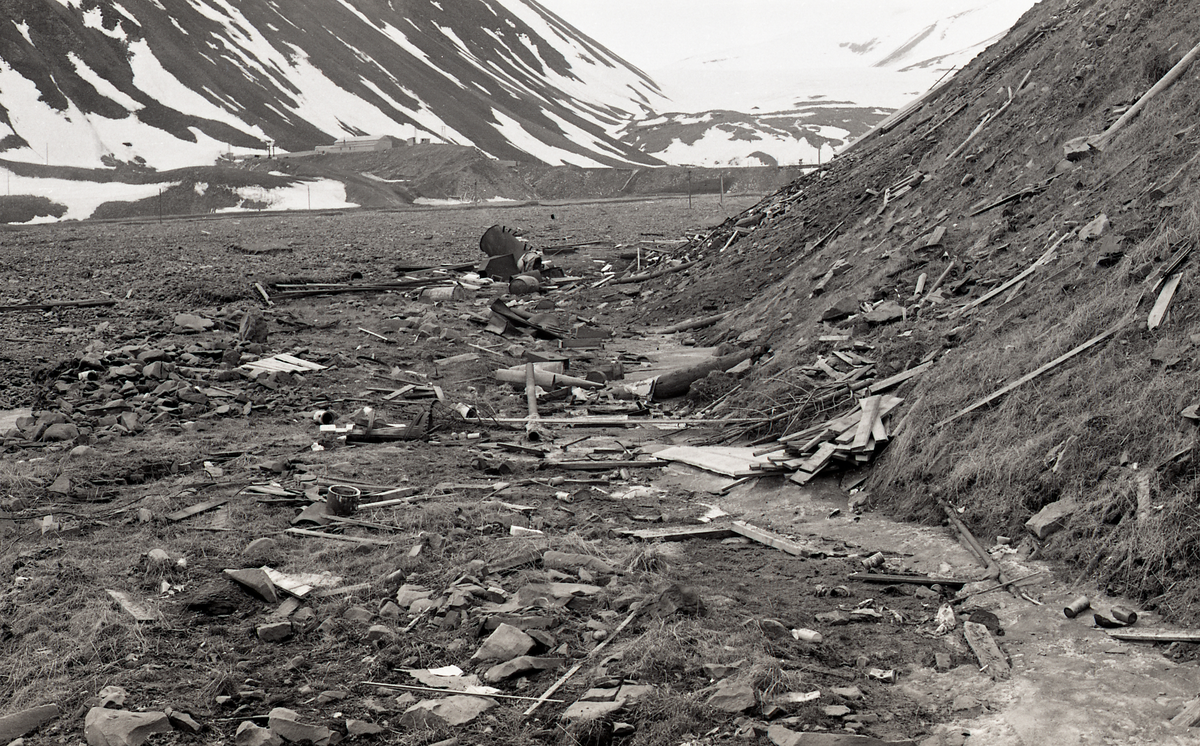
[643,0,1200,621]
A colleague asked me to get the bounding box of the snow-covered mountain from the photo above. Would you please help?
[0,0,667,172]
[607,0,1039,166]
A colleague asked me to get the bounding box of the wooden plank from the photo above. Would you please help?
[550,459,666,471]
[869,363,931,394]
[285,528,392,546]
[963,620,1010,680]
[106,589,157,622]
[870,411,889,443]
[730,521,819,557]
[852,396,882,450]
[1107,629,1200,644]
[1148,272,1184,330]
[166,497,230,522]
[620,525,737,542]
[0,298,117,312]
[652,446,777,478]
[268,596,302,619]
[849,573,971,587]
[1171,696,1200,727]
[937,320,1125,427]
[798,442,837,474]
[956,233,1071,315]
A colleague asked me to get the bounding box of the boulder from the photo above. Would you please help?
[84,708,172,746]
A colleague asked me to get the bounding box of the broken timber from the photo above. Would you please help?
[166,497,230,522]
[621,521,824,558]
[849,573,971,587]
[1106,629,1200,644]
[0,298,117,312]
[963,620,1011,680]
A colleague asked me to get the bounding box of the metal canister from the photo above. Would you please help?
[326,484,361,516]
[1111,606,1138,625]
[1063,595,1091,618]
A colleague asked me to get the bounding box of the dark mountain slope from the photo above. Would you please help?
[0,0,664,167]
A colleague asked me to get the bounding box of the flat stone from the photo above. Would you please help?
[84,708,171,746]
[267,707,331,745]
[822,297,860,322]
[471,623,535,662]
[768,724,916,746]
[864,301,905,325]
[47,474,72,495]
[483,655,563,683]
[815,611,851,626]
[561,700,623,722]
[831,686,864,700]
[542,550,616,575]
[0,704,60,741]
[707,680,757,713]
[257,622,293,643]
[1079,213,1110,240]
[395,585,433,608]
[70,445,97,458]
[342,606,374,623]
[243,538,279,559]
[235,721,282,746]
[346,719,384,736]
[366,624,394,642]
[1026,499,1075,539]
[401,696,496,727]
[316,691,348,706]
[823,704,853,717]
[759,618,791,640]
[174,314,214,332]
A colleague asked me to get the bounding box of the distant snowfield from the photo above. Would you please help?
[0,165,351,222]
[214,179,354,214]
[0,167,176,222]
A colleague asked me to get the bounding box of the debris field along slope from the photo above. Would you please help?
[643,0,1200,621]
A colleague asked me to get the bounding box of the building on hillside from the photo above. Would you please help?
[315,135,402,154]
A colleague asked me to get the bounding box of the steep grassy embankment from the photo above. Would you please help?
[646,0,1200,620]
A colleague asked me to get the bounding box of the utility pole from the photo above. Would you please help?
[719,173,724,209]
[687,169,692,209]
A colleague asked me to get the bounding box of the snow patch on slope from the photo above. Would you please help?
[491,109,605,167]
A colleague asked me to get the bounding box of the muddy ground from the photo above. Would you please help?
[1,196,1198,746]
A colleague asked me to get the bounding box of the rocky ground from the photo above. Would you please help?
[0,195,973,746]
[4,191,1200,746]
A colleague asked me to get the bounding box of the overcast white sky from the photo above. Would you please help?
[536,1,957,71]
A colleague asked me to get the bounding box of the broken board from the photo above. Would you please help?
[652,446,781,478]
[963,620,1010,680]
